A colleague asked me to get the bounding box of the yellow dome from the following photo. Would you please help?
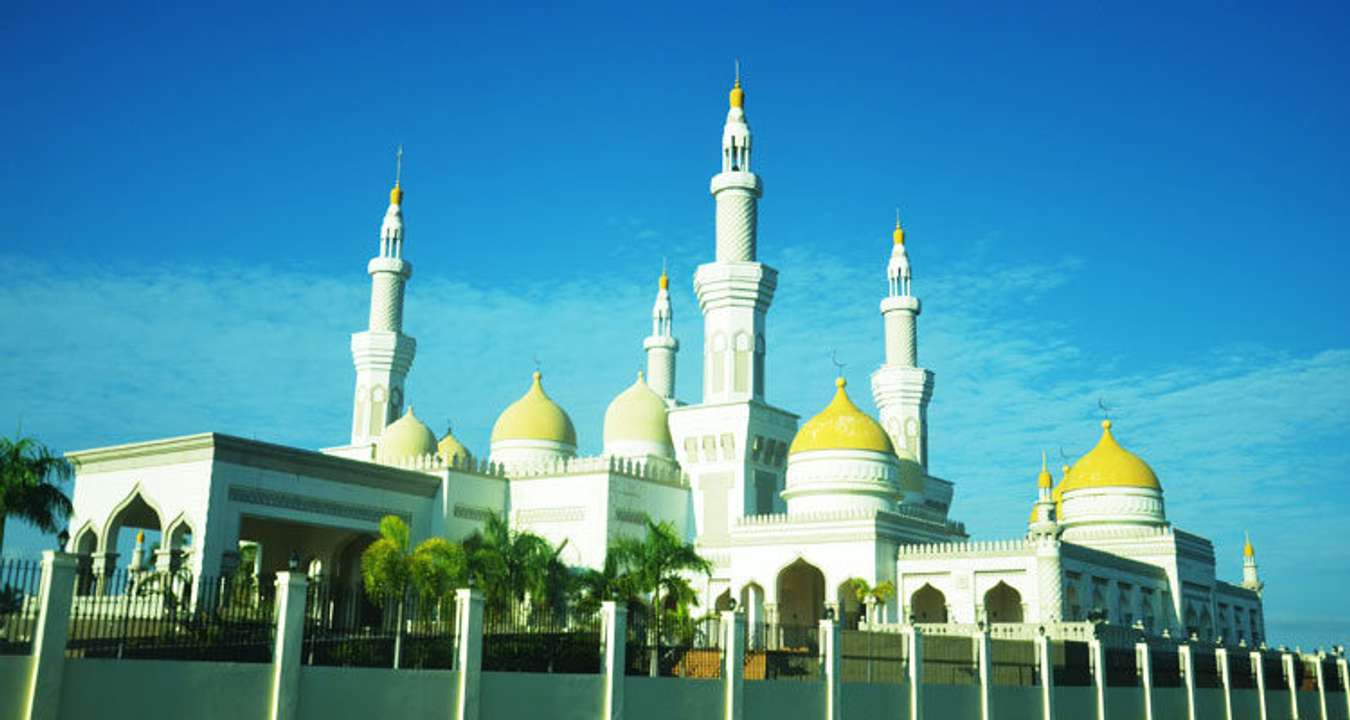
[1062,421,1160,493]
[437,427,471,465]
[491,371,577,446]
[603,371,672,450]
[376,406,437,464]
[789,378,894,455]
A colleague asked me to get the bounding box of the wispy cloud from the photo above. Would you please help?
[1,247,1346,648]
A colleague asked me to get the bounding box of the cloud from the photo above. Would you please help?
[1,246,1347,648]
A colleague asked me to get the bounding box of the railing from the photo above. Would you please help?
[0,559,42,655]
[65,570,274,662]
[841,630,907,684]
[1153,646,1183,688]
[991,638,1038,687]
[1324,658,1345,692]
[627,616,723,678]
[1053,640,1093,687]
[1104,646,1139,687]
[1192,648,1222,689]
[483,602,601,674]
[301,578,458,671]
[924,634,978,685]
[744,623,820,681]
[1229,651,1256,689]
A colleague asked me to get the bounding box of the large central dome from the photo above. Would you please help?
[1062,420,1160,493]
[789,378,894,455]
[491,371,577,446]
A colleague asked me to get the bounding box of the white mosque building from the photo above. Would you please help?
[61,77,1266,646]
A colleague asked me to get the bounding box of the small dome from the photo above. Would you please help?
[437,427,471,465]
[1062,421,1160,493]
[491,372,577,447]
[789,378,894,455]
[603,372,672,453]
[376,407,437,464]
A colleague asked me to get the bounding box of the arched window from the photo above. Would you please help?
[910,584,948,623]
[984,582,1024,623]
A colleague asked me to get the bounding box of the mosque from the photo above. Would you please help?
[61,76,1265,646]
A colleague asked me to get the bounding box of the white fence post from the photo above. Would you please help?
[1179,644,1197,720]
[1090,637,1109,720]
[978,629,994,720]
[1038,630,1056,720]
[268,571,308,720]
[24,551,77,720]
[1338,658,1350,720]
[1138,641,1154,720]
[600,601,626,720]
[906,626,924,720]
[1283,652,1299,720]
[724,611,745,720]
[454,589,484,720]
[1314,654,1328,720]
[1216,647,1233,720]
[1252,651,1269,720]
[821,617,841,720]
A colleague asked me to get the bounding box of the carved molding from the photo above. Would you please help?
[227,484,408,525]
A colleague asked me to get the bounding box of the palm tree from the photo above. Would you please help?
[846,577,896,625]
[610,519,711,673]
[574,552,638,615]
[0,435,75,558]
[361,516,466,607]
[463,514,559,614]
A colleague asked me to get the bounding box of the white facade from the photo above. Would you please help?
[62,77,1265,648]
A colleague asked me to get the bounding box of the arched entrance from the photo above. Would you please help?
[910,583,947,623]
[984,582,1024,623]
[72,525,98,595]
[776,559,825,628]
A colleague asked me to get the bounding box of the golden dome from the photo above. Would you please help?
[603,371,673,450]
[376,406,437,464]
[490,372,577,446]
[437,427,471,465]
[729,78,744,109]
[789,378,894,455]
[1062,421,1160,493]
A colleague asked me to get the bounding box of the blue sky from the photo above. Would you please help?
[2,2,1348,648]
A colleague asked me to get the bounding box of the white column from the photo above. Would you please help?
[1216,647,1234,720]
[1283,653,1300,720]
[1179,644,1197,720]
[455,589,484,720]
[1138,642,1155,720]
[1338,659,1350,720]
[1039,631,1056,720]
[724,611,745,720]
[906,626,924,720]
[24,552,77,720]
[1090,638,1109,720]
[269,571,308,720]
[821,617,841,720]
[1252,651,1269,720]
[1314,655,1328,720]
[601,602,626,720]
[978,629,994,720]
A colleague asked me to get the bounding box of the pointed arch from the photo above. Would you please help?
[70,520,98,555]
[910,583,947,623]
[983,581,1024,623]
[99,484,165,554]
[163,512,195,551]
[775,558,825,628]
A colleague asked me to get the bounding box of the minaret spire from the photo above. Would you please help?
[1242,532,1263,595]
[645,264,679,403]
[349,148,418,449]
[872,213,935,471]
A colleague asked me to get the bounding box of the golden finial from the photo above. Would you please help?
[389,145,404,205]
[893,208,905,245]
[729,59,745,109]
[1038,450,1053,489]
[1244,532,1254,558]
[135,530,144,545]
[659,258,669,290]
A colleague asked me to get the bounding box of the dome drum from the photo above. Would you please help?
[1058,487,1166,530]
[488,438,577,471]
[782,449,902,515]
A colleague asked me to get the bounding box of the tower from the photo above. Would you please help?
[871,215,936,470]
[1242,532,1263,595]
[669,69,797,548]
[350,149,417,447]
[1029,453,1064,621]
[693,66,777,403]
[644,268,679,404]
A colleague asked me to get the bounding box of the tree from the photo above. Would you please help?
[0,435,75,558]
[574,552,638,615]
[846,577,896,624]
[610,519,711,653]
[463,514,559,613]
[361,516,466,609]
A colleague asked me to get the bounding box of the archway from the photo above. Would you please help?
[910,583,947,623]
[836,580,863,629]
[103,491,163,587]
[984,582,1024,623]
[72,525,98,595]
[740,583,765,648]
[776,559,825,628]
[163,517,194,573]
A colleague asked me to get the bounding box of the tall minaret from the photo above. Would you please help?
[1242,532,1263,595]
[871,214,936,468]
[694,65,777,402]
[350,148,418,447]
[644,267,679,403]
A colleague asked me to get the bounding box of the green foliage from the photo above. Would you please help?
[0,435,75,556]
[608,519,711,640]
[463,514,565,614]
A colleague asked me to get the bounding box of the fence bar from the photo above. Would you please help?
[1253,651,1269,720]
[25,552,77,720]
[821,617,841,720]
[1090,638,1108,720]
[1284,653,1300,719]
[906,626,923,720]
[724,610,744,720]
[600,602,625,720]
[1216,647,1233,720]
[1039,631,1055,720]
[978,630,993,720]
[454,589,484,720]
[1315,654,1328,720]
[1180,644,1197,720]
[1138,641,1155,720]
[269,571,307,720]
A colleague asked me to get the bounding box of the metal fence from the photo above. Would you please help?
[1152,646,1182,688]
[1230,652,1256,689]
[1262,654,1285,688]
[841,630,906,684]
[483,603,602,674]
[0,559,42,655]
[626,616,723,678]
[924,634,977,685]
[1105,646,1139,687]
[301,578,458,671]
[744,623,820,681]
[991,638,1038,687]
[65,570,274,662]
[1053,640,1092,687]
[1192,649,1222,689]
[1325,658,1345,692]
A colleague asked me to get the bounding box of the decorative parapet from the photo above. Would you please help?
[737,506,964,535]
[896,538,1030,557]
[393,452,507,477]
[499,454,689,487]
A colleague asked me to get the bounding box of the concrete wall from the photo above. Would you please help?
[925,683,980,719]
[0,655,32,720]
[992,685,1041,720]
[298,666,456,720]
[58,659,271,720]
[1230,688,1262,719]
[841,682,905,719]
[625,676,724,718]
[1052,685,1094,718]
[1154,687,1188,719]
[482,671,603,720]
[1103,686,1145,720]
[1194,687,1225,720]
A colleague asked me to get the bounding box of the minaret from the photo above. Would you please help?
[644,267,679,403]
[1029,453,1064,621]
[694,65,777,403]
[1242,532,1263,595]
[1030,451,1057,529]
[350,148,417,447]
[871,214,936,468]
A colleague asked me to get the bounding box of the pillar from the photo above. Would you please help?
[1216,647,1234,720]
[978,629,994,720]
[1090,638,1109,720]
[724,611,745,720]
[1283,652,1299,720]
[455,589,484,720]
[1338,658,1350,720]
[1252,651,1269,720]
[1039,631,1056,720]
[821,617,841,720]
[24,552,77,720]
[1138,641,1155,720]
[268,571,308,720]
[1179,644,1197,720]
[906,625,924,720]
[601,602,626,720]
[1314,654,1328,720]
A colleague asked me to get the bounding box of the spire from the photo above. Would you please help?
[1038,450,1053,489]
[645,261,679,402]
[390,144,404,205]
[893,208,905,245]
[380,146,406,259]
[1242,531,1263,594]
[1244,531,1254,558]
[721,62,752,174]
[729,59,744,109]
[887,213,912,297]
